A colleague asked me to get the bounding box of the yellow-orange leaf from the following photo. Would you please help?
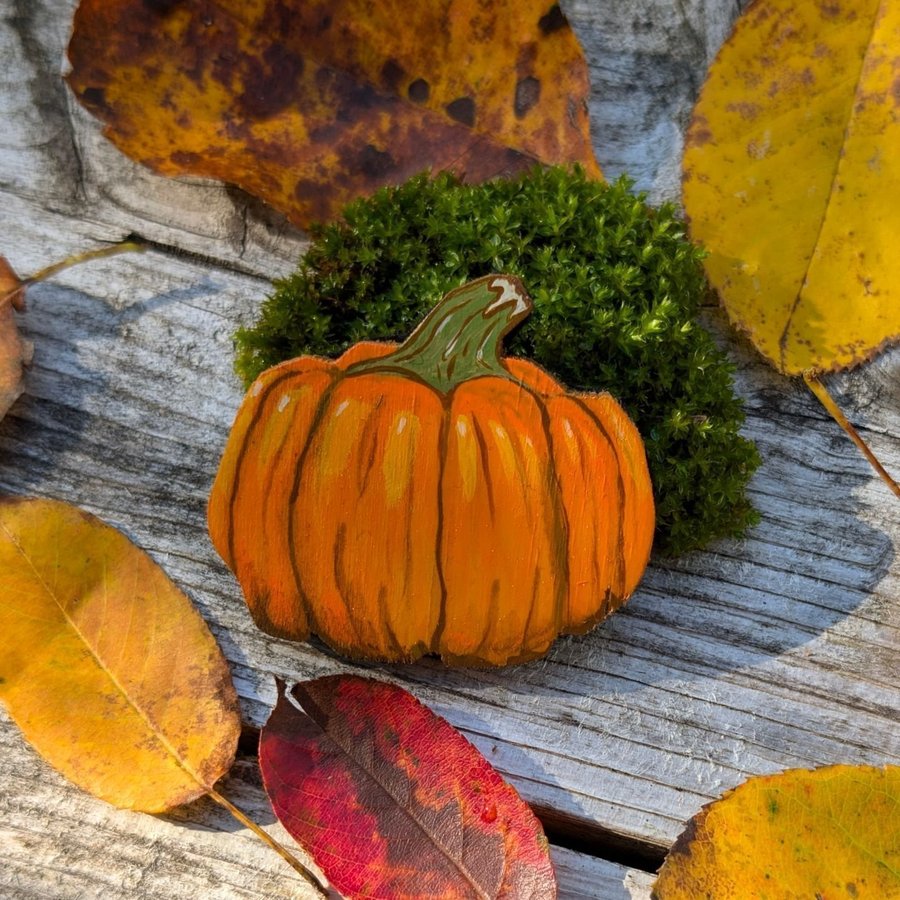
[0,496,240,813]
[653,765,900,899]
[0,256,31,423]
[66,0,600,228]
[683,0,900,375]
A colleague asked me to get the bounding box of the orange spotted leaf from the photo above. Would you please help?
[66,0,600,228]
[653,765,900,899]
[0,256,32,423]
[259,675,557,899]
[0,496,241,813]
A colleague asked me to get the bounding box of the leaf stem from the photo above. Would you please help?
[1,240,146,310]
[206,786,331,897]
[803,371,900,499]
[23,240,146,287]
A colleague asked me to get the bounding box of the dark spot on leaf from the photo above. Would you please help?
[686,114,713,147]
[332,75,383,119]
[238,44,304,119]
[81,86,111,115]
[317,13,332,31]
[141,0,181,14]
[355,144,396,180]
[668,810,701,858]
[538,4,567,34]
[171,150,201,166]
[381,59,405,92]
[515,77,541,118]
[445,96,476,127]
[407,78,430,103]
[309,120,342,144]
[516,42,539,77]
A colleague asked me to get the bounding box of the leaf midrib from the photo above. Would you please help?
[1,515,211,798]
[299,688,497,900]
[778,0,886,372]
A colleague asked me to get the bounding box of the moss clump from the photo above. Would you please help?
[236,166,759,555]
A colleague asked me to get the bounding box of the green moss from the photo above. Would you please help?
[236,166,759,555]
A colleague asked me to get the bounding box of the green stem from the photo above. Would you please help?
[348,274,533,392]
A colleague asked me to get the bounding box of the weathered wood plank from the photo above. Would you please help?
[2,185,897,854]
[2,0,899,896]
[0,709,652,900]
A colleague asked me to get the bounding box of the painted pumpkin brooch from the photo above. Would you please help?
[209,275,654,666]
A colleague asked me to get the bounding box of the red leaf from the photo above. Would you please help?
[259,676,556,899]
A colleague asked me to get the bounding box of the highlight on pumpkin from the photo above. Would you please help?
[208,275,655,666]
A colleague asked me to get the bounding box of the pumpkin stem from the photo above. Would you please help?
[348,275,533,392]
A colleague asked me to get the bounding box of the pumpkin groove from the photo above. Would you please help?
[209,274,655,666]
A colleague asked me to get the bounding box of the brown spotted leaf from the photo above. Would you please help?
[66,0,600,228]
[683,0,900,376]
[0,496,241,812]
[260,675,557,899]
[0,256,32,423]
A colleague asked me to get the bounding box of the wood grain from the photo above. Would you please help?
[2,0,898,897]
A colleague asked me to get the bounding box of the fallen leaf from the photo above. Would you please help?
[683,0,900,375]
[260,675,557,899]
[0,496,241,812]
[0,256,32,422]
[66,0,599,228]
[653,765,900,899]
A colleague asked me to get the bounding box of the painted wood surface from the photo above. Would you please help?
[1,0,898,897]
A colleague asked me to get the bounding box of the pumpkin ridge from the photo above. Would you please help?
[354,393,386,497]
[385,381,445,660]
[468,414,496,520]
[569,395,628,609]
[470,578,503,662]
[496,382,569,659]
[286,374,348,643]
[222,367,300,567]
[375,584,407,660]
[390,440,426,660]
[330,523,369,653]
[529,387,570,651]
[256,376,337,636]
[430,390,454,656]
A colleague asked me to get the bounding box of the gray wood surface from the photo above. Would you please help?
[1,1,898,898]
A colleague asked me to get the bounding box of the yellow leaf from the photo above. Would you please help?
[683,0,900,375]
[653,765,900,899]
[0,496,241,813]
[66,0,600,228]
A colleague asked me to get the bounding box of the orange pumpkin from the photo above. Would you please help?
[209,275,654,666]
